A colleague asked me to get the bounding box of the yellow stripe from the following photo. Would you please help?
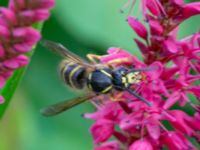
[122,77,126,83]
[101,85,112,93]
[100,70,112,78]
[61,62,76,83]
[88,73,92,81]
[88,73,93,90]
[69,65,82,88]
[107,58,129,65]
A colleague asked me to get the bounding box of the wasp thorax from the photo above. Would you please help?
[88,68,113,94]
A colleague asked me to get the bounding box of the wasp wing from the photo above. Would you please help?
[40,94,96,117]
[40,39,94,69]
[40,39,83,62]
[128,65,159,73]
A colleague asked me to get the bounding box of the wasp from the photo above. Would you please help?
[40,40,152,117]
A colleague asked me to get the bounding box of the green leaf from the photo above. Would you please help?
[0,23,43,119]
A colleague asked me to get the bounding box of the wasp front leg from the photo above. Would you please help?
[109,91,124,102]
[87,54,101,64]
[106,58,132,67]
[87,54,114,69]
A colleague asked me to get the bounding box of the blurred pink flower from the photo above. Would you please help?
[128,16,148,40]
[0,0,54,102]
[129,139,153,150]
[85,0,200,149]
[160,131,196,150]
[91,119,115,144]
[94,141,120,150]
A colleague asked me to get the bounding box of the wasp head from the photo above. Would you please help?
[112,67,145,90]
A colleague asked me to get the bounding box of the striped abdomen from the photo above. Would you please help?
[60,60,86,89]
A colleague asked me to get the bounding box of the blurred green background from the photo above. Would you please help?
[0,0,200,150]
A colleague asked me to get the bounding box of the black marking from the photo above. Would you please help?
[63,63,77,86]
[89,69,112,93]
[71,67,86,89]
[112,68,128,90]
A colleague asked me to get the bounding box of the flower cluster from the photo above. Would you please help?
[0,0,54,103]
[85,1,200,149]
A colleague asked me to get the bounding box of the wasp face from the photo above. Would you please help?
[125,71,143,84]
[112,67,144,90]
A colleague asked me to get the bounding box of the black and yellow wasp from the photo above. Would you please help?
[40,40,151,117]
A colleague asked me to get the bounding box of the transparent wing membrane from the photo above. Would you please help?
[40,94,96,117]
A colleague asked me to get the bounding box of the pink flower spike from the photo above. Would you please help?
[146,61,163,80]
[149,20,163,35]
[0,7,17,25]
[163,39,179,53]
[0,76,6,88]
[28,0,55,9]
[0,0,54,102]
[0,96,5,104]
[39,0,55,9]
[90,119,114,144]
[34,9,50,22]
[85,1,200,149]
[146,123,160,140]
[18,9,50,24]
[197,37,200,47]
[173,0,184,6]
[0,44,5,57]
[146,0,161,16]
[128,16,148,40]
[94,141,120,150]
[180,2,200,21]
[161,132,195,150]
[8,0,26,11]
[2,71,13,79]
[13,43,33,53]
[170,110,200,135]
[16,55,29,67]
[13,27,41,44]
[134,39,149,56]
[163,92,180,109]
[129,139,153,150]
[0,25,10,38]
[3,58,19,69]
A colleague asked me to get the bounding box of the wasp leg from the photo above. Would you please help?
[87,54,102,64]
[110,91,124,101]
[106,58,131,66]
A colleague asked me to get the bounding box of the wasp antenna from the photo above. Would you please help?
[119,0,136,16]
[39,39,71,58]
[40,39,52,47]
[125,87,152,106]
[39,39,57,51]
[127,65,158,73]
